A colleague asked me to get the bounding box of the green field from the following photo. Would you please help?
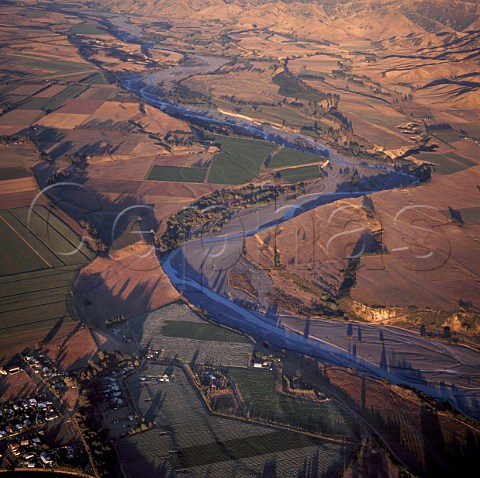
[161,320,249,343]
[70,23,107,35]
[416,152,476,175]
[85,86,116,99]
[4,55,94,80]
[278,165,324,182]
[273,71,322,102]
[13,95,65,112]
[52,85,89,99]
[121,365,353,476]
[81,71,110,85]
[441,206,480,225]
[146,165,206,183]
[433,129,462,144]
[208,136,276,184]
[0,206,94,339]
[268,148,323,169]
[228,369,358,439]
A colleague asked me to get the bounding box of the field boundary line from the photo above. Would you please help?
[0,213,52,268]
[31,206,92,262]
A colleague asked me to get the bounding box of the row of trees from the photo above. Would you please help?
[157,182,305,251]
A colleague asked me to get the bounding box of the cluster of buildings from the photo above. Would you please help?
[0,394,60,440]
[23,354,67,393]
[102,375,126,407]
[6,434,56,469]
[145,349,161,360]
[252,358,273,369]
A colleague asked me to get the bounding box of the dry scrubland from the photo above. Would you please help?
[245,165,480,327]
[100,0,480,168]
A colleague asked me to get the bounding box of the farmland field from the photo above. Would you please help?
[70,23,107,35]
[161,320,249,342]
[118,364,356,477]
[272,71,322,102]
[0,206,94,341]
[228,368,359,440]
[0,142,38,181]
[130,302,254,366]
[146,165,206,183]
[441,206,480,225]
[415,152,476,174]
[277,165,325,182]
[268,148,324,169]
[208,136,276,184]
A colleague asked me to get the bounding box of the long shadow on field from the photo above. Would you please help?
[262,458,277,477]
[42,317,65,343]
[33,155,159,249]
[145,390,167,423]
[76,271,161,330]
[317,362,480,478]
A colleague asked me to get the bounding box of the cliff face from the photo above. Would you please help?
[344,299,480,336]
[347,300,408,323]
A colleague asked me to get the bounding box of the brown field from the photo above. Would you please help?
[186,64,279,104]
[9,84,46,96]
[0,321,74,364]
[43,325,98,372]
[74,247,179,327]
[55,98,106,115]
[150,153,210,168]
[0,369,39,404]
[0,177,42,209]
[35,112,91,129]
[0,109,45,135]
[86,156,155,181]
[0,142,38,175]
[135,104,191,135]
[149,48,183,65]
[352,167,480,313]
[34,84,69,98]
[82,100,140,122]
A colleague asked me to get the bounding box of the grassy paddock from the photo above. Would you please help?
[70,23,108,35]
[416,152,475,175]
[268,148,323,169]
[208,136,276,184]
[177,431,314,468]
[146,165,206,183]
[278,165,324,182]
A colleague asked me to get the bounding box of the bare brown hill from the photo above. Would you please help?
[97,0,480,42]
